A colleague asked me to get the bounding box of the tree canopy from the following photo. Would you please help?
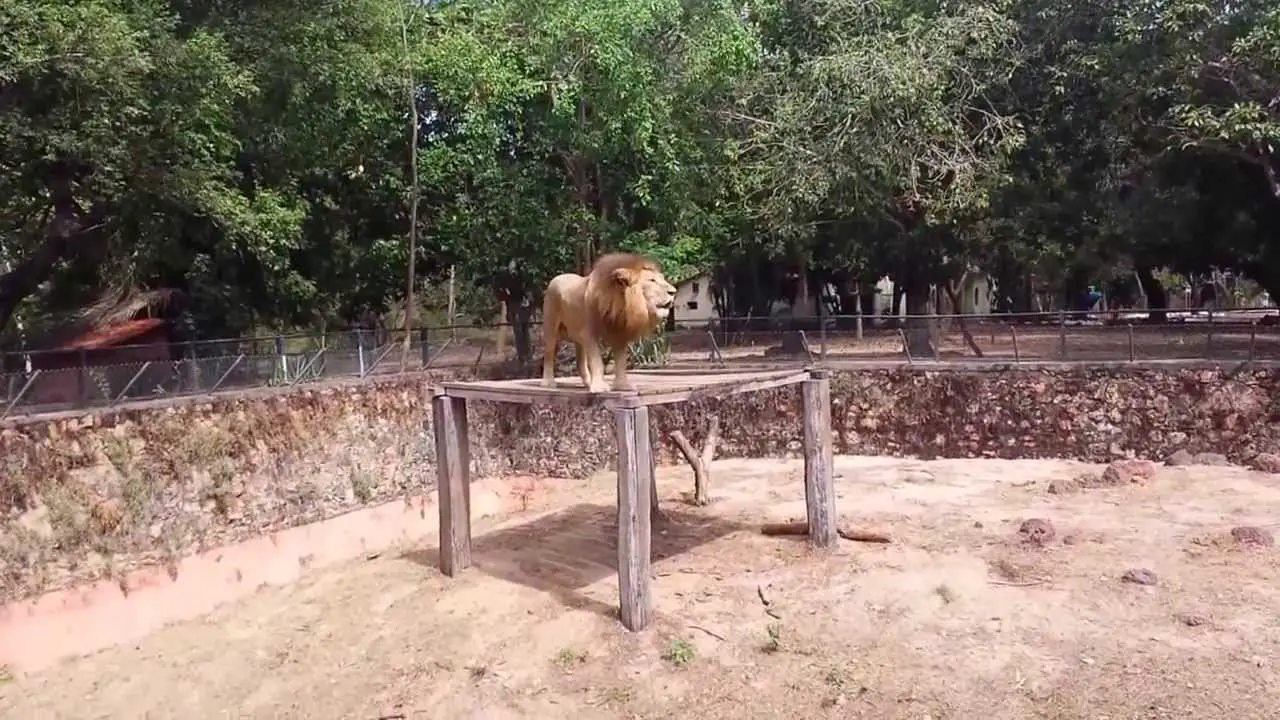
[2,0,1277,349]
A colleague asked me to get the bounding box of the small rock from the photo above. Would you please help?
[1121,568,1158,586]
[1230,526,1275,546]
[1048,474,1090,494]
[1165,449,1195,467]
[1017,518,1056,547]
[1191,452,1230,467]
[1101,459,1158,486]
[900,469,936,484]
[1175,612,1207,627]
[89,499,124,535]
[1247,453,1280,473]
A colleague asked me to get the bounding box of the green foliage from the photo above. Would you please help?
[1,0,1279,344]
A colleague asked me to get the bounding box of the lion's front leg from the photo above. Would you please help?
[610,342,635,391]
[584,342,609,393]
[574,342,592,388]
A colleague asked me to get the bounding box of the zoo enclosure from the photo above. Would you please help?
[1,309,1277,419]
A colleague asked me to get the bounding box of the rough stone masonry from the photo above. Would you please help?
[1,364,1277,604]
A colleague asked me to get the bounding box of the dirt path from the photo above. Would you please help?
[4,455,1280,719]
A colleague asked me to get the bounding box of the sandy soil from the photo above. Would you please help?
[4,455,1280,720]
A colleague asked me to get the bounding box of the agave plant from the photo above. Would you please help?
[628,333,671,369]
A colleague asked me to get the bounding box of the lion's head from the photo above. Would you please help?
[586,253,677,346]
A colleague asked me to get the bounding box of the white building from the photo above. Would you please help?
[671,269,996,325]
[672,273,719,325]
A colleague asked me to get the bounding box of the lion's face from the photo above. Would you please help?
[633,268,677,321]
[613,266,676,321]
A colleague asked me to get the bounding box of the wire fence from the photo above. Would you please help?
[2,309,1278,419]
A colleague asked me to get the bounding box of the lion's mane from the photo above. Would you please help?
[584,252,666,347]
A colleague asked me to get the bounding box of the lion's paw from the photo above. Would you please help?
[586,381,610,393]
[540,376,557,389]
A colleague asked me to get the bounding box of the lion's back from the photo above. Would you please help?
[544,272,591,336]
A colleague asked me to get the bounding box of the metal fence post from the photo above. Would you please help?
[275,335,287,383]
[1205,308,1215,359]
[1057,310,1067,360]
[77,348,89,407]
[420,326,430,367]
[356,329,366,377]
[186,341,199,392]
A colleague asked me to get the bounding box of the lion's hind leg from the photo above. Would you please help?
[540,321,561,389]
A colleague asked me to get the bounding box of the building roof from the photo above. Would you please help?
[674,271,711,287]
[58,318,166,351]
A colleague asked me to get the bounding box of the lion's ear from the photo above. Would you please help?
[612,267,635,286]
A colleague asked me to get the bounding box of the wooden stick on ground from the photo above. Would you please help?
[760,521,892,544]
[667,415,720,506]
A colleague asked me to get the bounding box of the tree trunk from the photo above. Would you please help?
[901,274,935,358]
[943,280,983,357]
[1135,266,1168,322]
[0,171,91,336]
[496,299,509,357]
[398,6,420,371]
[858,285,877,319]
[510,300,534,368]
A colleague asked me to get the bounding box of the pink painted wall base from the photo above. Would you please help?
[0,477,541,677]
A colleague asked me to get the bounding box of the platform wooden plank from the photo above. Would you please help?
[428,365,836,636]
[435,368,809,407]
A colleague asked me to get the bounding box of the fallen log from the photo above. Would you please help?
[760,521,892,544]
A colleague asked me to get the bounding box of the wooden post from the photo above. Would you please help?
[614,403,654,631]
[432,388,472,576]
[802,369,838,548]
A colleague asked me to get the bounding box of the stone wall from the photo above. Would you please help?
[2,364,1278,604]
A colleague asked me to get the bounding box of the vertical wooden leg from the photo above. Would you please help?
[614,404,653,631]
[649,445,663,524]
[433,389,472,576]
[802,369,838,548]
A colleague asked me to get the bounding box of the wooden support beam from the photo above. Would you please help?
[433,390,472,576]
[614,404,654,631]
[801,369,838,548]
[667,414,720,506]
[649,449,662,524]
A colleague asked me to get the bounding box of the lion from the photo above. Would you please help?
[541,253,677,393]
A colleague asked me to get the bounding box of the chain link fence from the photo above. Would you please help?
[2,309,1277,419]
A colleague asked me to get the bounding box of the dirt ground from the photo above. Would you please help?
[4,455,1280,720]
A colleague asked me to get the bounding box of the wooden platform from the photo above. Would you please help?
[435,367,812,408]
[429,367,836,632]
